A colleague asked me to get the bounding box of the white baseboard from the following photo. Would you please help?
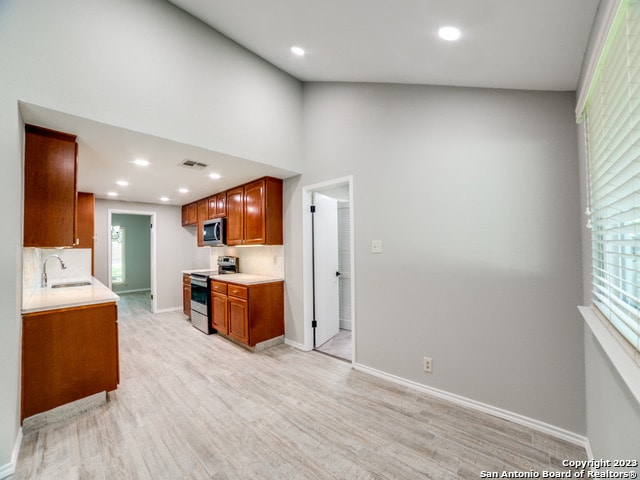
[339,319,352,331]
[113,288,151,294]
[285,338,310,351]
[0,427,23,479]
[584,437,594,460]
[155,306,182,313]
[354,362,590,450]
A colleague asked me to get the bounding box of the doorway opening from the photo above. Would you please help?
[108,210,157,314]
[303,176,355,363]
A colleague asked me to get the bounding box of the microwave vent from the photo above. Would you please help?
[179,159,208,170]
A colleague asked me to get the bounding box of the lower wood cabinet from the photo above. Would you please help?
[211,281,228,334]
[21,302,119,422]
[228,296,249,344]
[210,280,283,347]
[182,274,191,317]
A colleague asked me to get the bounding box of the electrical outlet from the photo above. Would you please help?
[423,357,432,373]
[273,256,277,265]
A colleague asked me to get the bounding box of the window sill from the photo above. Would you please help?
[579,305,640,405]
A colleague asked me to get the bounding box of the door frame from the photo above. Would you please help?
[108,209,157,313]
[302,176,355,364]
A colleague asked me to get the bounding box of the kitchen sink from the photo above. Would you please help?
[51,281,92,289]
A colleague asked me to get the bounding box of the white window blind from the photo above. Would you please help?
[583,0,640,353]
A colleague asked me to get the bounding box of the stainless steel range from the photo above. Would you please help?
[189,257,238,334]
[189,270,217,334]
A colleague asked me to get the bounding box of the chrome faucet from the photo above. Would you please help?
[41,254,67,287]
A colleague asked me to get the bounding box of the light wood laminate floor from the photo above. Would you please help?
[12,292,586,479]
[316,329,352,362]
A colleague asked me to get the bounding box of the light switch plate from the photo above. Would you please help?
[371,240,383,254]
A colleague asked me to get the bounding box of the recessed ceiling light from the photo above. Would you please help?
[160,196,169,202]
[133,159,149,166]
[209,173,221,180]
[107,191,118,197]
[438,26,461,41]
[291,46,305,56]
[178,188,189,194]
[116,180,128,186]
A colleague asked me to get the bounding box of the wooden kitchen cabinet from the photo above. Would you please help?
[21,302,119,422]
[182,202,197,226]
[207,193,227,219]
[23,124,78,247]
[226,186,245,245]
[211,280,284,347]
[216,193,227,217]
[211,281,228,334]
[181,176,281,247]
[196,199,208,246]
[227,177,283,246]
[207,195,217,219]
[183,274,191,317]
[228,295,249,344]
[75,192,95,274]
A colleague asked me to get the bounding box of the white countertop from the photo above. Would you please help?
[182,269,284,285]
[22,277,120,314]
[210,273,284,285]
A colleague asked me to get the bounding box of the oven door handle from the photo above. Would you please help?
[190,278,208,288]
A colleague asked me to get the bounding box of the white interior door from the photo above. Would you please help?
[313,192,340,347]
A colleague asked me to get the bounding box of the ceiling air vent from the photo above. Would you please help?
[179,159,208,170]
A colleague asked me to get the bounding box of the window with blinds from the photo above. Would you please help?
[583,0,640,354]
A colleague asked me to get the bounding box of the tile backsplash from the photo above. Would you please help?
[209,245,284,277]
[23,248,92,289]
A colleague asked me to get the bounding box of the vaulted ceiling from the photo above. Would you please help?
[169,0,600,90]
[26,1,601,205]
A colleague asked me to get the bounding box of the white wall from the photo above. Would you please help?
[0,0,302,470]
[284,82,586,434]
[95,200,209,311]
[3,0,302,172]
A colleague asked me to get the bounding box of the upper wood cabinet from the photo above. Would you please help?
[181,202,197,226]
[182,176,282,247]
[23,124,78,247]
[75,192,95,274]
[207,192,227,219]
[75,192,95,248]
[207,196,217,219]
[216,193,227,218]
[243,177,283,245]
[227,177,282,246]
[226,186,245,246]
[196,199,208,247]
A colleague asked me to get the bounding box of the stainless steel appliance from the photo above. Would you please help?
[189,258,237,334]
[203,218,225,246]
[217,256,238,274]
[189,271,217,334]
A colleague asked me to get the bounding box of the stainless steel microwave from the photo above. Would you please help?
[203,218,226,246]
